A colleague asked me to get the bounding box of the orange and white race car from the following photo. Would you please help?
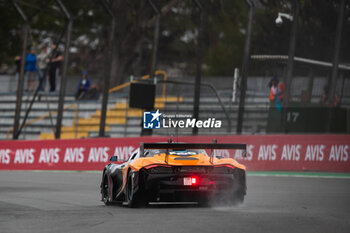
[100,141,247,207]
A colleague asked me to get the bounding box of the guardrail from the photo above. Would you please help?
[109,70,167,97]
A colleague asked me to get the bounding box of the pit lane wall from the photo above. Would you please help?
[0,135,349,172]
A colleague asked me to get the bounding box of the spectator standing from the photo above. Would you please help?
[269,77,285,112]
[25,48,38,92]
[48,43,63,92]
[75,70,91,100]
[37,45,49,92]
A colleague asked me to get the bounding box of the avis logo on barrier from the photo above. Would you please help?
[143,110,162,129]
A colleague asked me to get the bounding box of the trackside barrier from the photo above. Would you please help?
[0,135,349,172]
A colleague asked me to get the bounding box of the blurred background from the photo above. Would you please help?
[0,0,349,140]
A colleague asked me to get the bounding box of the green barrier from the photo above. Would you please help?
[267,103,348,133]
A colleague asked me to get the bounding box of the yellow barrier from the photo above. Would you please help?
[40,132,88,140]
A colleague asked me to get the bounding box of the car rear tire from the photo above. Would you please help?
[126,172,147,208]
[233,189,245,204]
[231,171,246,205]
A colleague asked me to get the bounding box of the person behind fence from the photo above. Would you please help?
[269,76,285,112]
[25,47,38,92]
[48,43,63,92]
[75,70,91,100]
[320,85,339,107]
[37,44,49,92]
[14,55,21,91]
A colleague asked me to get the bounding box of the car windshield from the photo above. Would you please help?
[143,149,208,157]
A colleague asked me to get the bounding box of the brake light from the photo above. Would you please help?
[191,177,197,185]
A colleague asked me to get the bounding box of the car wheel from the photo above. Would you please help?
[231,181,245,205]
[233,189,245,204]
[126,172,137,207]
[103,176,111,206]
[126,172,147,208]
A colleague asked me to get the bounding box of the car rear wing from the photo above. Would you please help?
[140,142,247,164]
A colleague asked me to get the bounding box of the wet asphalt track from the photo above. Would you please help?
[0,171,349,233]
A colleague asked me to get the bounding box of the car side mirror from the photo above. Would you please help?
[110,156,118,162]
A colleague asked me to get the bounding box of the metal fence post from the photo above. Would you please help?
[327,0,345,132]
[237,0,254,134]
[192,0,204,135]
[55,0,72,139]
[148,0,160,80]
[99,0,116,137]
[11,0,29,139]
[282,0,300,132]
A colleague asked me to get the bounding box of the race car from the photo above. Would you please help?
[100,141,247,207]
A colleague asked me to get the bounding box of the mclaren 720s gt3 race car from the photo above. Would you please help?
[100,142,247,207]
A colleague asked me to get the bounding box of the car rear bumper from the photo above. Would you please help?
[137,170,244,202]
